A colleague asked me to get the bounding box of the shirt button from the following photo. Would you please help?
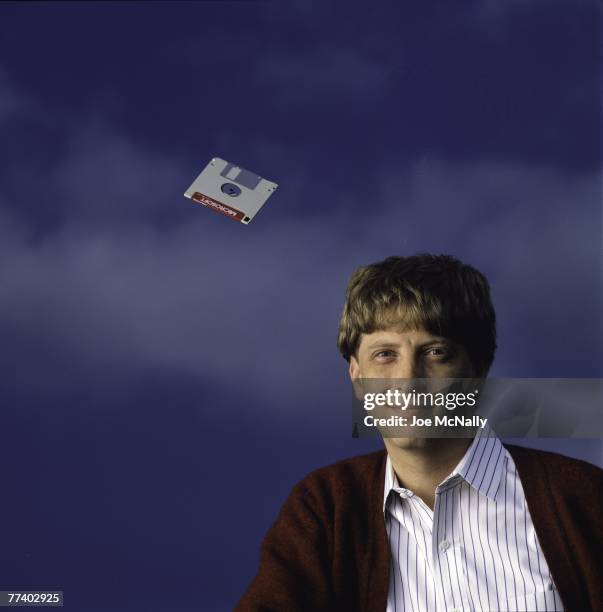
[450,608,461,612]
[439,539,451,552]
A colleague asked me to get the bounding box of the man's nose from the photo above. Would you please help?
[391,356,425,382]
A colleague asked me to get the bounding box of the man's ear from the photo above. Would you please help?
[349,355,360,381]
[349,355,364,401]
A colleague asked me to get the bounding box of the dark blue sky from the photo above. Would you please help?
[0,1,601,610]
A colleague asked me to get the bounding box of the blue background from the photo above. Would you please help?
[0,1,601,610]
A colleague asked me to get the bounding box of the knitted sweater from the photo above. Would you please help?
[235,444,603,611]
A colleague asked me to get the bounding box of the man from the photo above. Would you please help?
[235,254,603,611]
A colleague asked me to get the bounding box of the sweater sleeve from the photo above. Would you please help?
[234,480,334,612]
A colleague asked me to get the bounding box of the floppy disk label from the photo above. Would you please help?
[191,192,245,222]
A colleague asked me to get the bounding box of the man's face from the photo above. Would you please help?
[349,325,477,449]
[349,325,476,380]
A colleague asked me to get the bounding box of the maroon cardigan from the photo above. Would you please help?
[235,444,603,612]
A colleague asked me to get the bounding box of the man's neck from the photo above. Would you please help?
[384,437,473,511]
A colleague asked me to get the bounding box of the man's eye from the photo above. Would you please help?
[425,347,449,358]
[374,350,396,359]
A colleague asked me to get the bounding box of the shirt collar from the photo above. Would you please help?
[383,421,505,513]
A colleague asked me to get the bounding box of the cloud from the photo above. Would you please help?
[0,65,600,423]
[1,141,600,415]
[52,123,188,225]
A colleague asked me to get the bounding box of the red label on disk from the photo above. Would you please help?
[191,192,245,222]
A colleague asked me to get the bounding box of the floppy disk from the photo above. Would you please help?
[184,158,278,225]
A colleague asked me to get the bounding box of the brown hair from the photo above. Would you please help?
[337,254,497,375]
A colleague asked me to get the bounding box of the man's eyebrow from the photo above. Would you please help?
[419,337,452,345]
[365,341,402,350]
[365,337,452,350]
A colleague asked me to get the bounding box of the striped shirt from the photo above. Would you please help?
[384,423,564,612]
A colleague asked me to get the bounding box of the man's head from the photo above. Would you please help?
[338,254,497,381]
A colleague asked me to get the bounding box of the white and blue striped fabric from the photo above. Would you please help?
[384,423,564,612]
